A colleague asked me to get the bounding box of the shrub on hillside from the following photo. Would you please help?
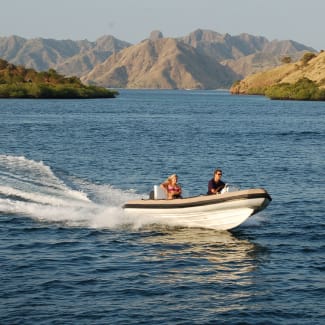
[0,82,118,98]
[265,78,325,100]
[281,56,292,64]
[301,52,316,65]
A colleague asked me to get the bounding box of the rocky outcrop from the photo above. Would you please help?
[180,30,268,61]
[180,30,316,78]
[149,31,164,41]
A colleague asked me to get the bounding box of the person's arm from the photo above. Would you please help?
[160,182,168,196]
[215,182,225,193]
[208,180,216,194]
[215,185,224,193]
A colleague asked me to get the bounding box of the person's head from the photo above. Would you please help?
[168,174,178,184]
[214,169,222,180]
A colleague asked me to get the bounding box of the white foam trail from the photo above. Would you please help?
[0,155,90,202]
[2,155,262,231]
[0,185,89,207]
[0,154,144,229]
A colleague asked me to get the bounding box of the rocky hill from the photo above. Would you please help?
[230,51,325,94]
[180,30,269,61]
[180,29,316,77]
[81,38,239,89]
[0,35,131,76]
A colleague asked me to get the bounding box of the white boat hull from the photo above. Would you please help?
[123,188,271,230]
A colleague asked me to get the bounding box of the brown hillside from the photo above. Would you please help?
[81,38,238,89]
[180,30,315,77]
[0,35,131,76]
[230,51,325,94]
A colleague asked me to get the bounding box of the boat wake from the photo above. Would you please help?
[0,154,144,229]
[0,155,268,230]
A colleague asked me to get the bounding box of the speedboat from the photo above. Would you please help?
[123,187,272,230]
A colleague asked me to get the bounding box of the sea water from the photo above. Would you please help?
[0,90,324,324]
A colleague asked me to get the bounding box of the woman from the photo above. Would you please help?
[160,174,182,200]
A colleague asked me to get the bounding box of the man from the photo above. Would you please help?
[207,169,225,195]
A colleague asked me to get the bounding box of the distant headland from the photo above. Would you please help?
[230,51,325,101]
[0,59,118,99]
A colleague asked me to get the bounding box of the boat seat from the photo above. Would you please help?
[153,185,166,199]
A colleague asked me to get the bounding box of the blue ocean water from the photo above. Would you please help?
[0,90,324,324]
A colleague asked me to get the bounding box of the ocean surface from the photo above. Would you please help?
[0,90,324,324]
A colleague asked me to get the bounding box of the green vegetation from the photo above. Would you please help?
[301,52,316,65]
[247,86,268,95]
[0,59,118,99]
[281,56,292,64]
[230,51,325,101]
[265,78,325,101]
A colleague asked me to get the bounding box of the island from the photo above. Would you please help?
[230,51,325,101]
[0,59,118,99]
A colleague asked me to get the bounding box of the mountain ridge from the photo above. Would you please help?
[0,31,318,89]
[81,38,239,89]
[0,35,131,76]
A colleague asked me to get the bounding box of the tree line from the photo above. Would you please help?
[0,59,118,99]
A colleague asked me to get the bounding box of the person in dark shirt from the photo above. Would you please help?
[207,169,225,195]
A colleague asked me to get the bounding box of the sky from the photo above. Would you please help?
[0,0,323,50]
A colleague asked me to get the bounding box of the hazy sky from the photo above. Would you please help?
[1,0,323,50]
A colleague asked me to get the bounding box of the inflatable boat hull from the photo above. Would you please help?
[123,188,272,230]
